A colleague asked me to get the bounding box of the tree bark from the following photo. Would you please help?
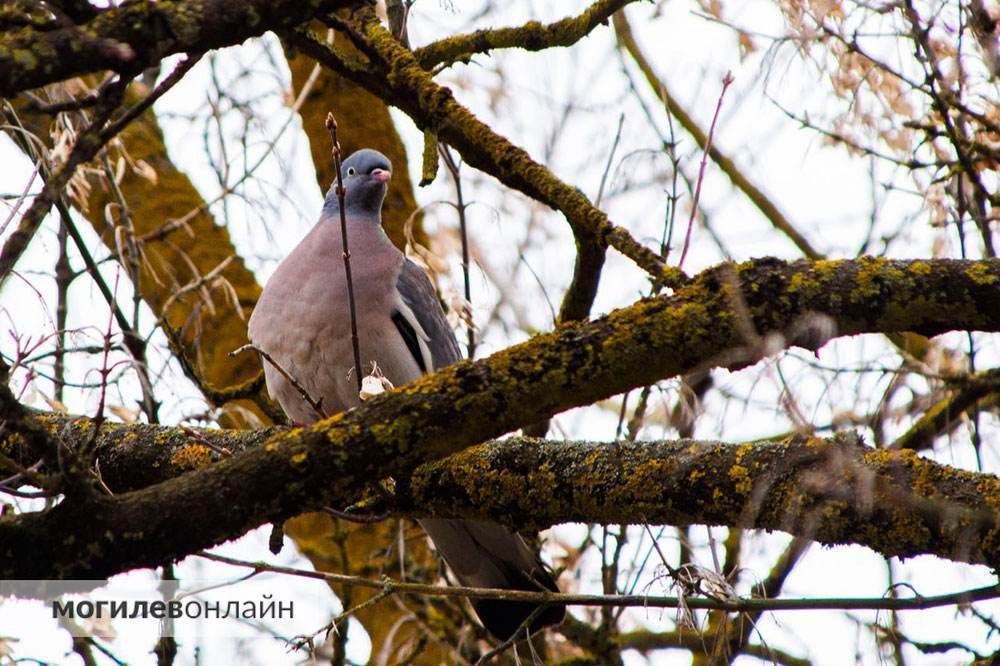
[0,0,356,96]
[4,257,1000,578]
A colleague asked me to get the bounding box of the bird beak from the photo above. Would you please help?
[371,168,392,183]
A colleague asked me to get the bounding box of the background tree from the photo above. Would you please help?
[1,0,999,664]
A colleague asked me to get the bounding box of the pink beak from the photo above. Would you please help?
[371,168,392,183]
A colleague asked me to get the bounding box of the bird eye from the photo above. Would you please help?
[346,167,356,176]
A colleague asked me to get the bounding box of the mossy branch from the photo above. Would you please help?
[413,0,633,70]
[0,0,357,97]
[892,368,1000,451]
[289,12,683,287]
[405,434,1000,570]
[3,257,1000,577]
[9,423,1000,576]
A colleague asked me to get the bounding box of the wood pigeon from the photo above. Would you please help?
[248,148,564,640]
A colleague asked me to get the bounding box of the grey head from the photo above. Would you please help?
[323,148,392,219]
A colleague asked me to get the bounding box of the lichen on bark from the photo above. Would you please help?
[4,258,1000,579]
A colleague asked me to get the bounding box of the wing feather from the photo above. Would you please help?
[394,259,462,370]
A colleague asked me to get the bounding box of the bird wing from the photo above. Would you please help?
[393,258,565,639]
[393,258,462,371]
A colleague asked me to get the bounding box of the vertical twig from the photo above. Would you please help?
[439,145,475,358]
[660,107,680,261]
[53,220,72,403]
[326,113,364,395]
[595,113,625,208]
[678,71,734,271]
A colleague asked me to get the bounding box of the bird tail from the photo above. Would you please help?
[419,518,565,640]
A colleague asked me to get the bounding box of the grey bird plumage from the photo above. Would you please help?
[248,149,564,640]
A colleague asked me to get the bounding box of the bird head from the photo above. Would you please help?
[325,148,392,219]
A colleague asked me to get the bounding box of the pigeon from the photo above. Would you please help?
[247,148,564,640]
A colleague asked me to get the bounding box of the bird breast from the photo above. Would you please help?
[248,220,411,424]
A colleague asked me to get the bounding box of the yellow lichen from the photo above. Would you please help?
[733,443,753,464]
[169,443,213,470]
[812,259,843,277]
[965,263,998,285]
[852,257,908,302]
[729,464,752,495]
[787,272,811,294]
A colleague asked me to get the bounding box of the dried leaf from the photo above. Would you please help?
[132,159,158,185]
[359,362,394,401]
[108,405,139,423]
[40,393,68,413]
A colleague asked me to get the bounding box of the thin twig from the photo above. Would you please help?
[438,144,475,358]
[679,71,733,270]
[0,73,132,286]
[595,113,625,208]
[195,551,1000,613]
[321,505,392,524]
[326,112,364,395]
[230,344,324,420]
[53,219,72,403]
[475,603,549,664]
[292,583,396,652]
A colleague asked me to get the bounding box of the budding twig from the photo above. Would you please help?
[679,71,734,270]
[326,112,364,396]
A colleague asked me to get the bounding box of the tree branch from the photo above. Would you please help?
[892,368,1000,451]
[0,0,358,97]
[16,411,1000,576]
[404,434,1000,569]
[413,0,633,70]
[288,12,683,287]
[3,257,1000,578]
